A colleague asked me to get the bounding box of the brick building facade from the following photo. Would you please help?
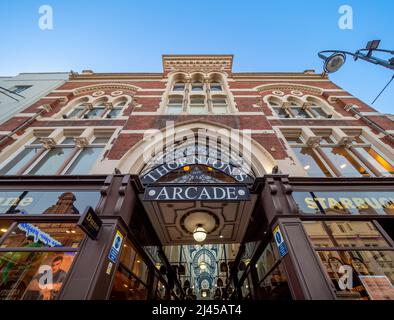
[0,55,393,300]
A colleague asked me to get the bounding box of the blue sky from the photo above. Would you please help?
[0,0,393,113]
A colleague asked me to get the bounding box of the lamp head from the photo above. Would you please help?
[321,52,347,73]
[193,225,207,242]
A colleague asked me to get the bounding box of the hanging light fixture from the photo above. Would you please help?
[199,249,207,271]
[193,225,207,242]
[199,261,207,271]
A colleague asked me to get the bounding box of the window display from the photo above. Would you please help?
[1,223,85,248]
[0,251,76,300]
[0,190,100,215]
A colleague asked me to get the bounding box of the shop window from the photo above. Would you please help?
[313,249,394,299]
[0,220,13,239]
[303,221,390,248]
[293,191,394,215]
[240,275,251,299]
[156,280,167,299]
[109,238,149,300]
[256,240,280,282]
[253,238,292,300]
[0,251,76,300]
[1,223,85,249]
[0,190,101,215]
[257,261,291,300]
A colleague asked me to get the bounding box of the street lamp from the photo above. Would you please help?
[318,40,394,74]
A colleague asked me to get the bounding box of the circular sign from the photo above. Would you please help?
[275,231,282,244]
[114,235,122,249]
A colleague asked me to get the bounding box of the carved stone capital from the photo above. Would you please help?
[38,104,52,113]
[83,103,94,110]
[305,136,322,147]
[40,138,56,149]
[104,102,113,109]
[74,137,89,148]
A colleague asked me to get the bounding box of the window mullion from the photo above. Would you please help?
[347,145,382,177]
[283,103,294,118]
[314,146,342,177]
[56,146,81,175]
[15,147,47,175]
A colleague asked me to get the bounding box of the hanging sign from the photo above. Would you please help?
[77,206,102,240]
[273,225,288,257]
[144,185,250,201]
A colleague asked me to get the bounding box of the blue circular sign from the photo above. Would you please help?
[275,231,282,244]
[114,235,121,249]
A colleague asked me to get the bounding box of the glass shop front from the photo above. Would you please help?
[1,176,394,300]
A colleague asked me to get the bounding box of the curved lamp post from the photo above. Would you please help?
[318,40,394,74]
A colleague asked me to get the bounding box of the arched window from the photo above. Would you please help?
[173,81,185,92]
[66,103,86,119]
[269,95,334,119]
[210,82,222,92]
[157,164,238,183]
[84,100,107,119]
[306,97,332,119]
[288,100,312,119]
[106,100,127,118]
[191,81,204,92]
[268,98,290,118]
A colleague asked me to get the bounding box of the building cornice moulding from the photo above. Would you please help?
[73,83,142,96]
[255,83,323,95]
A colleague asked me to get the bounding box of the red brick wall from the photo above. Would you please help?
[107,133,144,159]
[0,73,392,165]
